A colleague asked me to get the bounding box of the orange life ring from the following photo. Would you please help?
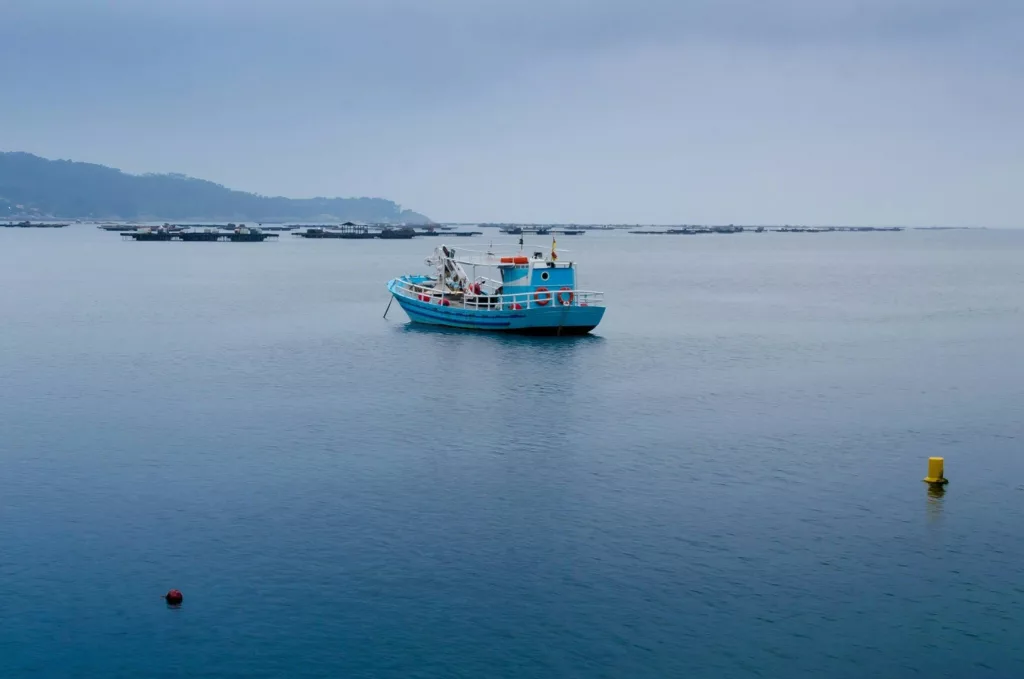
[534,287,551,306]
[557,287,574,306]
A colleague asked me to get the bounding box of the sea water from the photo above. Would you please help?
[1,227,1022,678]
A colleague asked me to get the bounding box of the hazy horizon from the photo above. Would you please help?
[2,0,1022,227]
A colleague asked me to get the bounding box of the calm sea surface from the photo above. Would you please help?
[1,227,1023,678]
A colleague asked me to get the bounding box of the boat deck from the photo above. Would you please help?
[392,277,604,311]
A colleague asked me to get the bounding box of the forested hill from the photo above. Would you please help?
[0,152,431,223]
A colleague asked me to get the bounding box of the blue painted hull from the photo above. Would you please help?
[387,279,605,334]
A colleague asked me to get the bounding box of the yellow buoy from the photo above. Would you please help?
[923,457,948,486]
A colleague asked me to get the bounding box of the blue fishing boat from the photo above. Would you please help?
[386,239,605,335]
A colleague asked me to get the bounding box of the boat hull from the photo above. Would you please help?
[388,280,605,335]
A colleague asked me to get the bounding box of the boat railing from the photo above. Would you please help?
[392,278,604,309]
[430,246,570,267]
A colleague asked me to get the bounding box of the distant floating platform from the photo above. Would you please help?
[121,231,278,242]
[292,227,482,239]
[629,226,905,234]
[630,227,746,235]
[104,223,293,233]
[293,229,374,239]
[498,227,586,235]
[4,221,69,228]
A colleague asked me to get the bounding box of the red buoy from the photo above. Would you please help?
[164,589,183,605]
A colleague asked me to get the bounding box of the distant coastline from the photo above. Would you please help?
[0,151,432,224]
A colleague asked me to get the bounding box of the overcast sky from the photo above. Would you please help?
[2,0,1022,225]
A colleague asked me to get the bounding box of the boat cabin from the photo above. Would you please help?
[493,250,575,297]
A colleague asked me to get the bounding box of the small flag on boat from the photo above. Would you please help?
[551,236,558,261]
